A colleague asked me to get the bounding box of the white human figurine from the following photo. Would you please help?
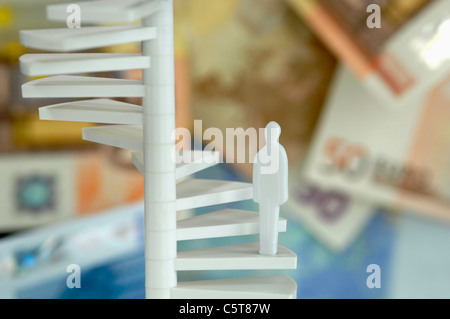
[253,121,289,256]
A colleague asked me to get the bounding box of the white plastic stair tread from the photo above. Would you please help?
[176,179,253,211]
[20,25,157,52]
[83,126,224,176]
[171,276,297,299]
[177,209,287,241]
[82,125,252,208]
[47,0,163,23]
[83,125,142,151]
[132,151,220,180]
[175,242,297,271]
[22,76,145,98]
[20,53,150,76]
[39,99,143,125]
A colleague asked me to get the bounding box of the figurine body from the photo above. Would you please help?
[253,122,288,255]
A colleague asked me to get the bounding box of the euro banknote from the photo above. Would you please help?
[0,149,145,231]
[286,0,450,105]
[303,65,450,221]
[287,176,375,251]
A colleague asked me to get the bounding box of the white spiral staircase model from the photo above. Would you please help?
[19,0,298,299]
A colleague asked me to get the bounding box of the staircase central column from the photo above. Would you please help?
[142,0,177,299]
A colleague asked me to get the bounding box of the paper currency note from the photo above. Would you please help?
[0,149,145,231]
[286,0,450,105]
[288,179,375,251]
[303,65,450,221]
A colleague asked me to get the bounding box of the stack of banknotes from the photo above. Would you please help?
[285,0,450,251]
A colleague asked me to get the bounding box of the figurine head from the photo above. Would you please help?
[264,121,281,143]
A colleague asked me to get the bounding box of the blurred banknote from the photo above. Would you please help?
[0,149,144,231]
[303,65,450,221]
[288,179,375,251]
[286,0,450,104]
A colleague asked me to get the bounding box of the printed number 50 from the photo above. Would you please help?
[322,137,370,181]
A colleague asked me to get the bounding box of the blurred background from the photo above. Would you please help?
[0,0,449,299]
